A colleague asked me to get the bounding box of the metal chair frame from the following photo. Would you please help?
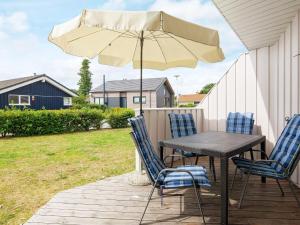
[234,147,300,208]
[130,132,207,225]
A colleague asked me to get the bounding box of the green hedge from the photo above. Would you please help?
[179,103,196,108]
[0,109,104,137]
[106,108,135,128]
[71,96,107,110]
[0,107,135,137]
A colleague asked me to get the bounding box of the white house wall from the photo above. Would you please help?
[201,11,300,186]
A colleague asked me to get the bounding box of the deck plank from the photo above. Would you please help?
[25,159,300,225]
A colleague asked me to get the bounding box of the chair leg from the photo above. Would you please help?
[209,157,216,182]
[193,185,206,225]
[230,166,238,193]
[238,173,250,209]
[288,179,300,207]
[160,186,164,207]
[250,149,254,160]
[276,179,284,196]
[140,183,158,224]
[170,149,175,168]
[195,155,199,165]
[182,154,186,166]
[238,153,244,178]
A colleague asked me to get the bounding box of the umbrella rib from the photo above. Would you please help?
[67,29,136,44]
[132,36,140,60]
[164,33,198,61]
[98,31,129,54]
[68,30,102,43]
[106,29,136,37]
[149,33,171,38]
[150,31,168,64]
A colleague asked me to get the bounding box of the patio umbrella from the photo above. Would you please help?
[49,10,224,115]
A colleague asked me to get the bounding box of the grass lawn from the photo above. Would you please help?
[0,128,135,225]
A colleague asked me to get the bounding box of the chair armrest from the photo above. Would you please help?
[248,149,269,159]
[156,168,196,184]
[249,160,288,175]
[163,154,192,165]
[153,168,209,189]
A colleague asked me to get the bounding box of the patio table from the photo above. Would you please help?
[159,131,266,225]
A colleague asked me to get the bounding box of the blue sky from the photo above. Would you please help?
[0,0,246,94]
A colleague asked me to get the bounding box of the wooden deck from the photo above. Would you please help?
[25,159,300,225]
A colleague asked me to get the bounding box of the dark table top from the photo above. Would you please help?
[159,131,266,158]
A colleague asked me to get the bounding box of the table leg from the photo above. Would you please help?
[160,146,164,161]
[220,157,228,225]
[261,140,266,183]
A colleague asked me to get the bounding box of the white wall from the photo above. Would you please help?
[126,91,156,109]
[91,91,156,109]
[201,11,300,186]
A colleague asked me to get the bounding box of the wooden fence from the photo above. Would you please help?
[134,107,203,171]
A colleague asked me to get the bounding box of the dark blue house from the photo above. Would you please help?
[0,74,77,110]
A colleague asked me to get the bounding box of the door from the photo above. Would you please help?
[120,97,127,108]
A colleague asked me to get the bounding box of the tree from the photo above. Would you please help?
[199,83,215,94]
[78,59,92,96]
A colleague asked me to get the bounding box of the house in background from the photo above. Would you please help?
[90,77,174,109]
[0,74,77,109]
[178,93,206,106]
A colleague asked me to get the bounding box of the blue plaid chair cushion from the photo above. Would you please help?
[232,157,286,179]
[269,114,300,173]
[226,112,254,135]
[129,116,211,188]
[169,113,198,157]
[160,165,211,189]
[169,113,197,138]
[233,114,300,178]
[129,116,165,181]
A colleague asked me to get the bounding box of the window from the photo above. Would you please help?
[164,97,170,107]
[94,97,104,105]
[8,95,30,105]
[133,96,146,104]
[63,97,72,106]
[21,96,30,105]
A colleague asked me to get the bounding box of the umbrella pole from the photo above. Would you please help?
[139,31,144,116]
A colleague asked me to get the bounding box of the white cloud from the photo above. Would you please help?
[99,0,126,10]
[149,0,221,22]
[0,3,246,96]
[0,11,29,33]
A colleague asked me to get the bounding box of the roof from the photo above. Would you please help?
[213,0,300,50]
[0,75,44,90]
[91,77,173,93]
[0,74,77,97]
[178,94,206,103]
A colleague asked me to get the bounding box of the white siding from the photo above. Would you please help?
[201,11,300,186]
[213,0,300,50]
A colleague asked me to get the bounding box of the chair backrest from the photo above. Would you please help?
[269,114,300,175]
[226,112,254,135]
[168,113,197,138]
[129,116,165,184]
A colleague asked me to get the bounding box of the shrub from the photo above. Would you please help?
[179,103,196,108]
[106,108,135,128]
[72,96,107,111]
[72,96,88,105]
[72,103,105,110]
[0,109,105,137]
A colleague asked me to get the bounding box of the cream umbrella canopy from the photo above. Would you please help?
[49,10,224,114]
